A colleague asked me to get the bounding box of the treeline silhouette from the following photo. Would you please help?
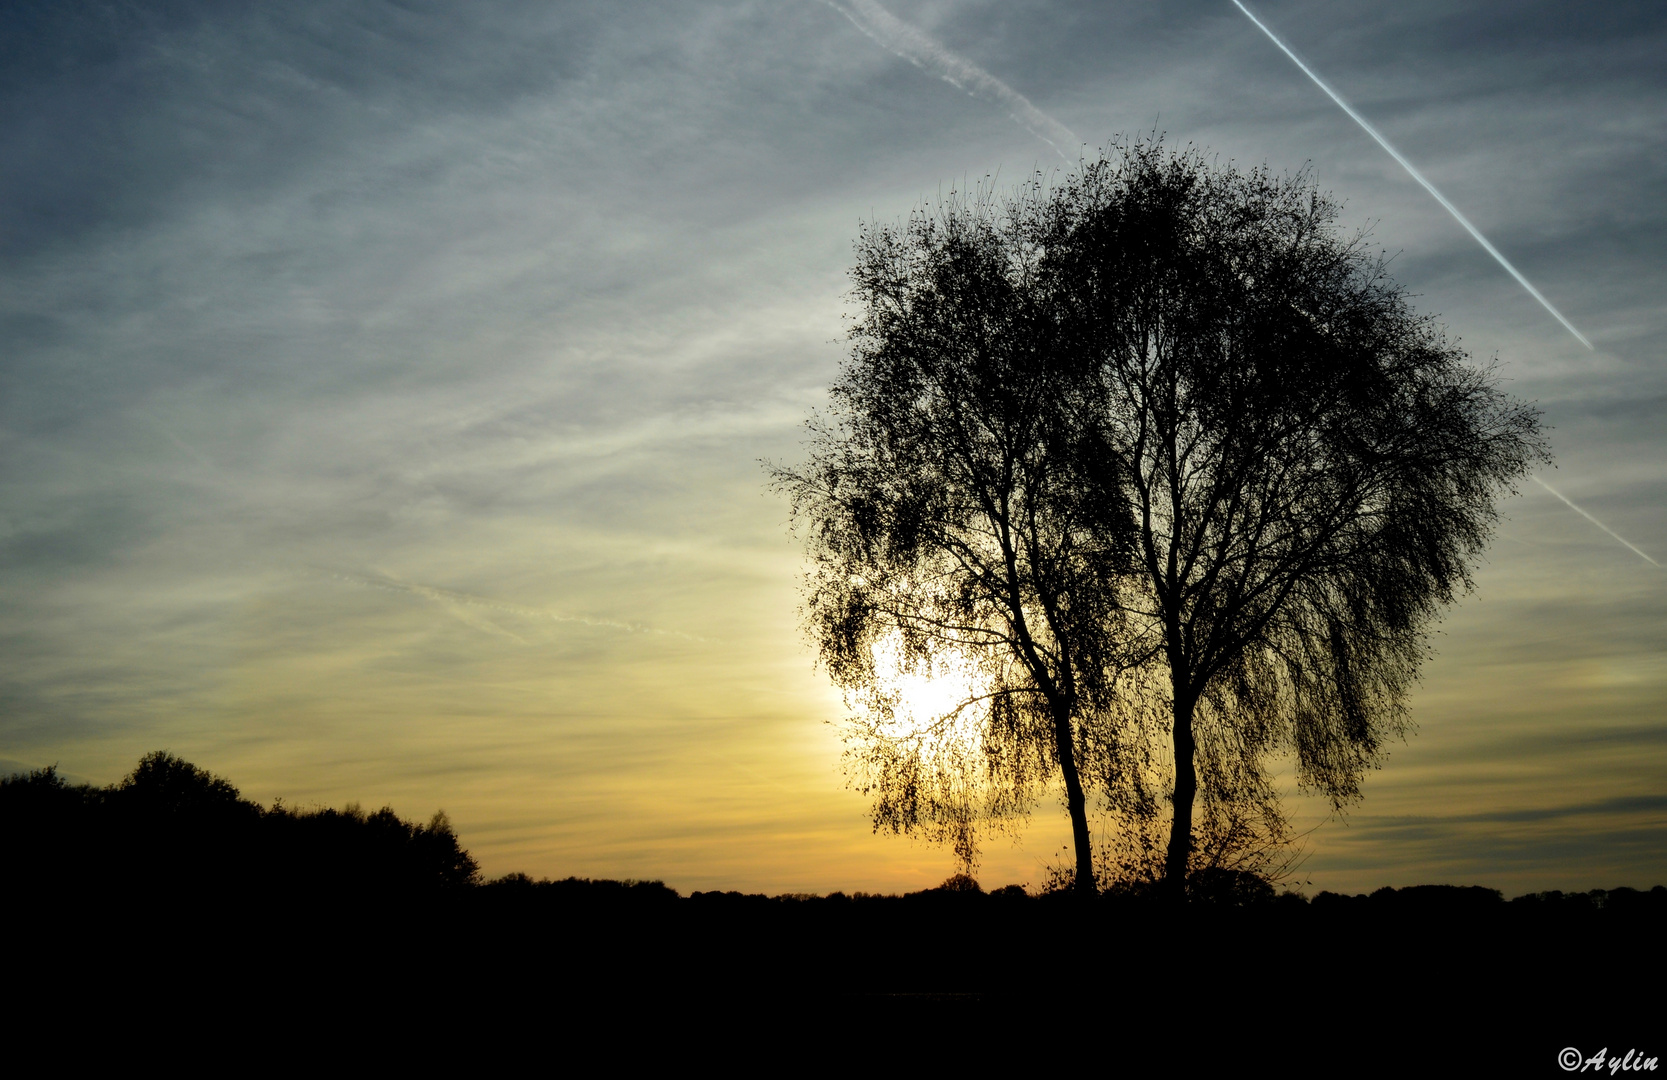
[4,751,477,900]
[6,754,1661,1066]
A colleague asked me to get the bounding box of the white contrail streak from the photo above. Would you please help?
[1230,0,1594,351]
[1530,476,1660,568]
[822,0,1078,160]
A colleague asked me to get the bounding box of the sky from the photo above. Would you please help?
[2,0,1662,896]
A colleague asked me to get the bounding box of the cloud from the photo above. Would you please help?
[323,569,711,642]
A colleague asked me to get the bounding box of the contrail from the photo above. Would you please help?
[323,570,713,641]
[1530,476,1660,568]
[1230,0,1594,351]
[822,0,1078,160]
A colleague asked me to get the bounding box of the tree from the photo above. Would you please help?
[771,182,1143,893]
[778,144,1545,896]
[1045,143,1548,894]
[117,750,251,819]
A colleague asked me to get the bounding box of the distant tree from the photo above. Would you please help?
[1044,142,1549,894]
[771,181,1145,892]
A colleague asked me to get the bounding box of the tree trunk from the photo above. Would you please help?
[1163,689,1197,899]
[1051,705,1097,895]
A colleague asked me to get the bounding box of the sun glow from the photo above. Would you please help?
[869,634,987,734]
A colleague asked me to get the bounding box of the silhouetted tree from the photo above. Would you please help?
[777,141,1546,897]
[1045,142,1548,894]
[772,181,1144,892]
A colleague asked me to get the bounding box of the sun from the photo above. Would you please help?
[871,634,985,731]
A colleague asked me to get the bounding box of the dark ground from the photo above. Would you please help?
[15,876,1660,1071]
[6,756,1660,1070]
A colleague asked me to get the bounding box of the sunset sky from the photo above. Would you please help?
[3,0,1662,895]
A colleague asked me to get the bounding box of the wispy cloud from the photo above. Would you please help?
[322,570,712,642]
[822,0,1078,159]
